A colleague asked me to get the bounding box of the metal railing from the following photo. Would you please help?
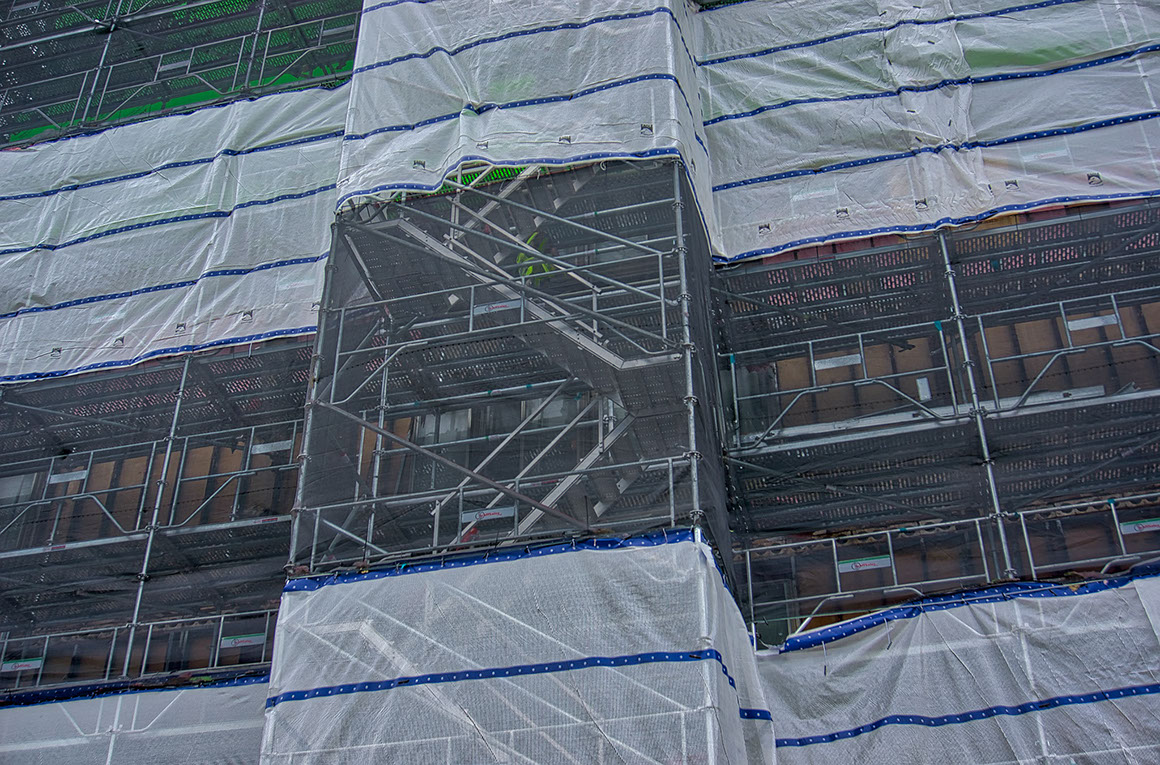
[0,608,277,691]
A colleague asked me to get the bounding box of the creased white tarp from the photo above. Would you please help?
[261,528,1160,764]
[0,679,269,765]
[337,0,714,229]
[261,532,774,764]
[0,86,347,382]
[762,576,1160,764]
[700,0,1160,260]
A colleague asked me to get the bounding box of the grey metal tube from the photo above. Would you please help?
[938,231,1016,578]
[444,178,664,255]
[316,401,588,531]
[122,355,190,675]
[288,223,341,571]
[673,163,702,523]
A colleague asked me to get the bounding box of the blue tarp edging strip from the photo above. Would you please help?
[284,525,738,623]
[696,0,1088,57]
[342,73,706,158]
[0,673,270,710]
[265,647,737,709]
[704,42,1160,127]
[0,184,337,257]
[774,681,1160,747]
[0,325,317,383]
[0,130,343,203]
[354,4,700,89]
[782,570,1160,653]
[335,147,689,208]
[284,528,696,592]
[715,187,1160,263]
[353,8,679,76]
[712,110,1160,192]
[0,252,328,322]
[22,83,345,149]
[362,0,440,14]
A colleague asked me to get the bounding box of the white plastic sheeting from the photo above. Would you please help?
[337,0,713,220]
[702,0,1160,260]
[261,526,1160,763]
[0,86,347,383]
[261,531,774,764]
[762,575,1160,764]
[0,678,269,765]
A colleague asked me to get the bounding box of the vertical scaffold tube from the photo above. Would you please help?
[288,223,340,572]
[939,232,1017,578]
[674,163,702,524]
[122,354,190,676]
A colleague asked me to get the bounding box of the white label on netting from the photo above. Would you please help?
[220,633,266,649]
[1120,518,1160,535]
[461,507,515,523]
[251,439,294,455]
[814,353,862,371]
[916,377,932,402]
[473,299,524,316]
[1066,314,1118,332]
[48,470,88,484]
[838,555,892,574]
[1,657,42,673]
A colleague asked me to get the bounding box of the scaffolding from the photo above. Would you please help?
[0,0,361,146]
[293,160,729,571]
[719,200,1160,643]
[3,176,1160,699]
[0,338,309,691]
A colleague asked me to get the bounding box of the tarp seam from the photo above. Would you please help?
[263,647,739,709]
[0,325,317,383]
[704,43,1160,126]
[0,184,337,257]
[285,529,696,591]
[362,0,440,15]
[772,681,1160,747]
[0,130,343,203]
[712,110,1160,191]
[352,8,686,77]
[0,252,328,322]
[696,0,1089,60]
[17,82,349,149]
[0,674,271,710]
[336,147,684,207]
[716,187,1160,262]
[781,572,1160,651]
[341,73,706,158]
